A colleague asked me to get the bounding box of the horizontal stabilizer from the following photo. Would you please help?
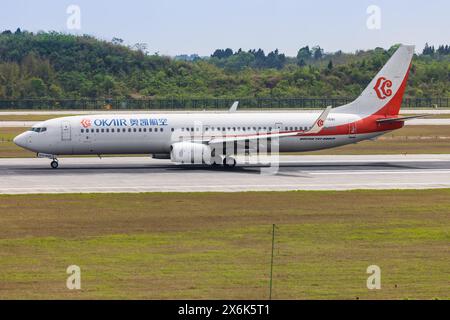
[376,114,429,123]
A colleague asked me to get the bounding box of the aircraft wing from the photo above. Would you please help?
[207,106,332,145]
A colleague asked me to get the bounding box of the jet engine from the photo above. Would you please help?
[170,142,213,164]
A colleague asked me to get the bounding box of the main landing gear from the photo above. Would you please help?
[50,159,59,169]
[222,156,237,168]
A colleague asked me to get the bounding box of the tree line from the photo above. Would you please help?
[0,29,448,100]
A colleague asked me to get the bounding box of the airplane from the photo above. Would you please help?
[14,45,421,169]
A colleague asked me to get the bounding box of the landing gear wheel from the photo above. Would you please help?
[211,155,223,167]
[223,156,236,168]
[50,160,59,169]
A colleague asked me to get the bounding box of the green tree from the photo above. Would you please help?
[327,60,333,70]
[296,46,311,63]
[0,30,448,100]
[24,77,46,97]
[49,84,63,98]
[312,46,323,60]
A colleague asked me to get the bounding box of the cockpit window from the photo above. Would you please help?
[29,127,47,133]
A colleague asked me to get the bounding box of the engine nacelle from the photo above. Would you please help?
[170,142,212,164]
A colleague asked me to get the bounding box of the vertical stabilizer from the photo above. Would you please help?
[333,45,414,117]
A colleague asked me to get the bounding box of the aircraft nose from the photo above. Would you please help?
[13,133,27,148]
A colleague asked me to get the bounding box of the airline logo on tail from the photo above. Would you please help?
[373,77,393,99]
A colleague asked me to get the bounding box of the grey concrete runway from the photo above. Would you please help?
[1,154,450,194]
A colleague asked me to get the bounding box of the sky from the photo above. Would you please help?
[1,0,448,56]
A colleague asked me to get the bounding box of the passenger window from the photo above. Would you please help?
[171,128,174,132]
[96,129,99,133]
[149,128,152,132]
[143,128,147,132]
[133,128,137,132]
[81,129,84,133]
[139,128,142,132]
[160,128,163,132]
[101,129,104,133]
[106,129,109,133]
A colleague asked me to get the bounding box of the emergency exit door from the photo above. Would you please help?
[61,121,72,141]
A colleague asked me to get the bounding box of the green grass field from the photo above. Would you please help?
[0,191,449,299]
[0,114,78,121]
[0,127,31,157]
[1,126,449,158]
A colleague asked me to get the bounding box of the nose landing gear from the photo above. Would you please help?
[37,153,59,169]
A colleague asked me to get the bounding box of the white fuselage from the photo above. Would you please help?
[14,111,387,156]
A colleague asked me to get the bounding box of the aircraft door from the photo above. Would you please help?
[348,123,357,138]
[61,121,72,141]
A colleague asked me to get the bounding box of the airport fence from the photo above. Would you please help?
[0,97,448,110]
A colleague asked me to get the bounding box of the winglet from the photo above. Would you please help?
[229,101,239,112]
[303,106,332,134]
